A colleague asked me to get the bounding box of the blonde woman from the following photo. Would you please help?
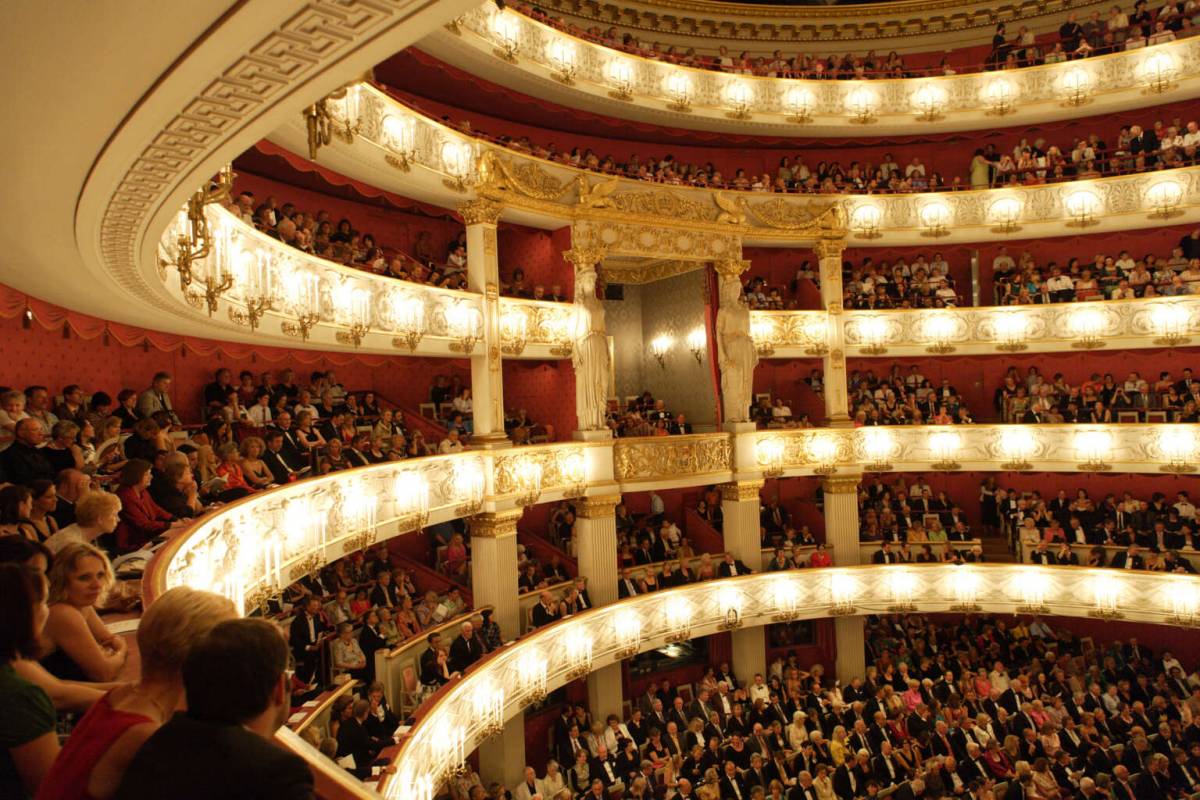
[38,587,235,799]
[40,542,127,682]
[238,436,273,489]
[829,724,849,766]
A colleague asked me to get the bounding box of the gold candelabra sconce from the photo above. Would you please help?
[335,322,370,348]
[173,166,235,296]
[829,601,856,616]
[1001,460,1033,472]
[392,331,424,352]
[718,607,743,631]
[304,84,362,161]
[1017,602,1050,615]
[228,296,272,331]
[932,459,962,471]
[448,333,479,354]
[1088,607,1123,620]
[949,601,981,613]
[864,461,894,472]
[281,311,321,342]
[925,343,957,355]
[288,552,325,583]
[1077,459,1112,472]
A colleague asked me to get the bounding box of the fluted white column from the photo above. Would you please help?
[461,199,508,447]
[816,239,850,426]
[469,509,523,639]
[822,474,865,682]
[721,480,765,683]
[575,494,622,606]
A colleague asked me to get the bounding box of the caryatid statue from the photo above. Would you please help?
[715,260,758,424]
[568,249,610,431]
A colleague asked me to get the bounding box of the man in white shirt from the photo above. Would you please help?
[438,429,464,454]
[904,157,926,178]
[879,154,900,179]
[748,673,771,704]
[992,247,1015,272]
[1175,491,1196,520]
[771,399,792,419]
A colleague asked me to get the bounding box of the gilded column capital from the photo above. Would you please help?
[576,493,623,519]
[813,238,847,261]
[468,508,524,538]
[719,480,764,503]
[563,246,608,270]
[458,198,504,226]
[821,475,862,495]
[714,258,751,278]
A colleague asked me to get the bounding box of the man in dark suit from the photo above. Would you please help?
[262,430,299,483]
[872,742,901,787]
[572,577,592,610]
[0,418,55,485]
[269,411,308,471]
[590,745,624,792]
[833,751,873,799]
[717,552,752,577]
[668,697,690,732]
[760,498,789,535]
[288,596,328,684]
[872,542,900,564]
[337,698,386,778]
[1129,124,1161,165]
[448,621,483,673]
[113,619,315,799]
[718,760,749,800]
[618,569,641,598]
[1109,765,1140,800]
[531,591,561,629]
[790,770,820,800]
[1110,544,1144,570]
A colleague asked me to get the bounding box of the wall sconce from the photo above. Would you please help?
[665,71,692,112]
[922,312,958,354]
[800,316,830,356]
[499,308,529,355]
[396,769,434,800]
[982,77,1017,116]
[516,648,548,701]
[1141,50,1177,93]
[227,246,275,331]
[686,327,706,363]
[388,291,426,352]
[724,80,754,120]
[537,309,575,358]
[783,84,816,123]
[1074,429,1113,472]
[1063,188,1102,227]
[1146,178,1184,219]
[862,427,896,472]
[919,200,952,238]
[1068,305,1106,349]
[1090,573,1123,619]
[278,266,321,341]
[929,430,962,471]
[829,573,857,615]
[559,451,589,498]
[910,83,947,121]
[393,471,430,532]
[850,203,883,239]
[858,316,889,355]
[564,628,594,679]
[381,114,417,172]
[998,427,1037,471]
[513,458,544,507]
[664,596,693,643]
[845,85,878,124]
[988,196,1023,234]
[1166,578,1200,627]
[649,334,671,368]
[453,461,485,516]
[772,578,803,621]
[471,681,506,738]
[886,569,917,612]
[949,567,982,612]
[446,302,482,353]
[807,433,839,475]
[607,58,635,101]
[1059,66,1093,106]
[614,612,643,658]
[1159,427,1198,474]
[751,318,776,357]
[717,586,744,630]
[1151,301,1192,346]
[547,38,578,84]
[332,283,372,348]
[338,482,379,553]
[490,11,522,62]
[1011,569,1049,613]
[431,718,466,779]
[440,139,477,193]
[757,436,786,478]
[994,310,1030,352]
[304,85,361,160]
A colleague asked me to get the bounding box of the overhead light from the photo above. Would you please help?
[850,203,883,239]
[1059,67,1093,106]
[1166,577,1200,627]
[516,648,548,701]
[982,77,1017,115]
[1146,178,1184,219]
[1013,569,1050,614]
[1063,188,1102,227]
[607,59,635,101]
[783,84,816,123]
[1140,50,1176,93]
[664,596,692,642]
[988,196,1023,233]
[564,627,594,679]
[771,578,803,621]
[949,566,981,612]
[724,80,753,120]
[388,291,426,352]
[613,612,642,657]
[446,301,482,353]
[910,83,947,121]
[845,85,878,123]
[665,71,692,112]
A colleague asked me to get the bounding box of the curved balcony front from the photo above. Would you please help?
[418,5,1200,136]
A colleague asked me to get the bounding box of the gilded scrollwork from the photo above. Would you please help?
[476,149,571,202]
[613,434,733,483]
[608,189,716,223]
[572,219,740,262]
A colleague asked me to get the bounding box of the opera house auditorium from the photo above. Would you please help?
[7,0,1200,797]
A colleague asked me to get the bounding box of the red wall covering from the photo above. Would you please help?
[502,359,577,442]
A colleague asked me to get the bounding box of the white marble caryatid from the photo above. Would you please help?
[572,264,610,431]
[716,266,758,424]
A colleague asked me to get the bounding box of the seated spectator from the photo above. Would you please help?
[36,587,236,800]
[113,460,173,553]
[40,542,127,683]
[45,491,121,555]
[331,622,368,683]
[112,618,315,798]
[0,485,38,541]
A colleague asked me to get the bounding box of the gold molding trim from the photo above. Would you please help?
[822,475,863,494]
[719,480,765,503]
[468,508,526,538]
[458,197,505,226]
[576,493,624,519]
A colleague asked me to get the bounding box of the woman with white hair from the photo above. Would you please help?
[44,492,121,554]
[36,586,236,799]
